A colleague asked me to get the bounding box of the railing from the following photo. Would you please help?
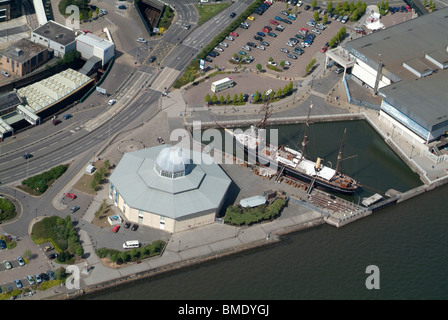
[343,74,381,111]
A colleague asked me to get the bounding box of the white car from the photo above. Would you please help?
[214,47,224,52]
[137,37,147,43]
[225,36,234,41]
[298,1,303,6]
[284,61,291,66]
[268,61,277,66]
[1,70,10,77]
[256,45,266,50]
[108,99,116,106]
[219,42,229,47]
[311,29,321,35]
[99,9,107,15]
[242,45,251,51]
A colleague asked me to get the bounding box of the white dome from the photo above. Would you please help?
[155,147,190,178]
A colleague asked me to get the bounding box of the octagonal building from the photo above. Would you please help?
[109,144,232,233]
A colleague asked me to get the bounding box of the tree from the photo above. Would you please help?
[342,1,349,11]
[276,87,283,98]
[219,95,225,104]
[239,93,244,102]
[268,57,274,62]
[283,85,289,96]
[314,11,319,21]
[280,60,285,68]
[204,93,211,103]
[233,93,239,103]
[212,93,218,104]
[256,63,262,72]
[327,1,333,12]
[269,90,275,101]
[253,91,260,102]
[323,14,328,24]
[226,93,231,104]
[312,0,317,9]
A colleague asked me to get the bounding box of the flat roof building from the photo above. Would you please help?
[0,38,50,77]
[340,7,448,145]
[31,20,76,57]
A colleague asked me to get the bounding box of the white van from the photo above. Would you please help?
[123,240,140,249]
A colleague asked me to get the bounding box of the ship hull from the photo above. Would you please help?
[239,141,358,195]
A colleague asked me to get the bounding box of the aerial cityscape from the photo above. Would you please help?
[0,0,447,303]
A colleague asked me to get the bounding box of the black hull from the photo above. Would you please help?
[241,144,357,195]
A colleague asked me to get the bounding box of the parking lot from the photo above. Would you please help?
[206,1,355,78]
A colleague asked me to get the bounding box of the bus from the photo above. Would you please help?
[211,77,234,93]
[123,240,140,249]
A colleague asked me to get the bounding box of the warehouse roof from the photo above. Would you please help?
[345,7,448,83]
[0,39,47,64]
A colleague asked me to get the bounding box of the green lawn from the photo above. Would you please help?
[196,3,230,25]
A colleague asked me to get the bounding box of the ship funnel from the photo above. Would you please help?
[315,157,323,171]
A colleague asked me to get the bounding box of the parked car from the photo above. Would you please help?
[137,37,147,43]
[282,19,292,24]
[40,272,50,282]
[108,99,117,106]
[124,222,131,229]
[335,67,344,74]
[321,46,328,52]
[280,48,289,53]
[0,240,6,249]
[112,225,120,233]
[1,70,10,77]
[70,206,80,213]
[256,31,266,37]
[3,260,12,269]
[17,256,25,266]
[149,56,156,63]
[65,192,76,199]
[238,50,247,55]
[274,16,282,21]
[304,5,311,10]
[219,42,229,47]
[131,224,139,231]
[63,114,73,120]
[280,10,288,16]
[262,27,270,33]
[269,20,279,25]
[214,46,224,52]
[34,273,42,284]
[48,253,58,259]
[268,61,277,66]
[14,279,23,289]
[260,41,270,46]
[242,45,251,51]
[47,270,56,280]
[254,35,263,41]
[287,54,298,60]
[225,36,234,41]
[311,29,321,35]
[246,42,256,47]
[267,32,277,37]
[247,16,255,21]
[26,275,35,285]
[284,61,291,66]
[256,45,266,50]
[229,31,238,37]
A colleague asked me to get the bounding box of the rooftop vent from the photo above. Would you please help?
[12,48,23,57]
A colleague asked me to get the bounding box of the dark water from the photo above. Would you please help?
[81,121,446,300]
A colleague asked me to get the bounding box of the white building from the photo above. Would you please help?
[76,33,115,68]
[31,20,76,58]
[109,145,232,233]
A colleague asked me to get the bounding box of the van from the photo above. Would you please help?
[123,240,140,249]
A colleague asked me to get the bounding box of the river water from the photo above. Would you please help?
[80,121,447,300]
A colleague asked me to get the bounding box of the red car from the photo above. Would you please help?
[300,27,308,33]
[262,27,270,33]
[229,31,238,37]
[112,225,120,233]
[269,20,279,25]
[321,46,328,53]
[65,193,76,199]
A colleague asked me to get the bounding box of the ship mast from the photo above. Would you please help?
[300,103,313,161]
[256,99,272,129]
[334,128,346,174]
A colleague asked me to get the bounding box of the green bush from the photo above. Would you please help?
[0,197,17,222]
[22,164,69,194]
[224,198,286,226]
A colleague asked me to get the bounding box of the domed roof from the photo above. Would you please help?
[155,146,190,176]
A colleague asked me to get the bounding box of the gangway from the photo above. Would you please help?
[307,176,317,194]
[275,164,286,182]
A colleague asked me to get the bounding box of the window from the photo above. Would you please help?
[160,216,165,230]
[138,211,143,223]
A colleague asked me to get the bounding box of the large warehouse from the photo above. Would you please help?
[342,7,448,145]
[109,145,232,233]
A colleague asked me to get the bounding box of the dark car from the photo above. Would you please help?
[0,240,6,249]
[230,12,236,18]
[256,31,266,37]
[48,253,58,259]
[282,19,292,24]
[131,224,139,231]
[40,272,50,282]
[254,35,263,41]
[124,222,131,229]
[23,153,33,159]
[247,42,256,47]
[267,32,277,37]
[260,41,269,46]
[304,5,311,10]
[149,56,156,63]
[47,270,56,280]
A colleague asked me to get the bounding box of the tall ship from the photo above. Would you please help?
[221,102,361,195]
